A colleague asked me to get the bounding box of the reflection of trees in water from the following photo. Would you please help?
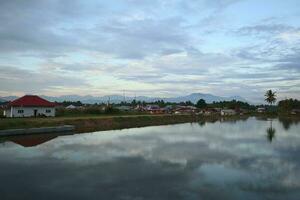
[198,121,206,127]
[266,120,276,143]
[197,116,250,127]
[278,117,299,130]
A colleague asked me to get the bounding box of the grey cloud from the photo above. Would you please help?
[0,0,105,54]
[89,17,188,59]
[0,0,190,59]
[0,66,89,93]
[236,24,296,36]
[0,2,73,53]
[203,0,244,10]
[179,0,244,13]
[274,62,300,71]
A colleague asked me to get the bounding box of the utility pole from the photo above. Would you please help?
[107,96,110,107]
[123,90,126,103]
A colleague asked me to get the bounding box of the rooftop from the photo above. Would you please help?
[7,95,56,107]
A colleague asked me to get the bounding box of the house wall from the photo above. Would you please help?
[221,110,236,116]
[4,107,55,117]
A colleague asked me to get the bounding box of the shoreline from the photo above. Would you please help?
[0,114,299,134]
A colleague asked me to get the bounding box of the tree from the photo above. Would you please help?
[265,90,277,105]
[278,98,300,113]
[185,101,194,106]
[131,99,137,106]
[196,99,207,109]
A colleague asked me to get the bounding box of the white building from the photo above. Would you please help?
[66,104,77,109]
[3,95,56,118]
[221,109,236,116]
[257,107,266,113]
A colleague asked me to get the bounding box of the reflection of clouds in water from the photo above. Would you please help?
[1,118,300,165]
[0,117,300,199]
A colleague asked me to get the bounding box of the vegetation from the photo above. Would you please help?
[265,90,277,106]
[209,100,255,110]
[196,99,207,109]
[278,98,300,113]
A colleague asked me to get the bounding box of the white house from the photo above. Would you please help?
[257,107,266,113]
[66,104,77,109]
[115,105,132,111]
[3,95,56,118]
[221,109,236,116]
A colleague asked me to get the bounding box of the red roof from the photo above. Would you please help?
[7,95,56,107]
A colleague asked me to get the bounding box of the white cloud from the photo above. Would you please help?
[278,30,300,43]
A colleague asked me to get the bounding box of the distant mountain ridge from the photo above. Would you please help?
[0,93,248,104]
[0,96,18,102]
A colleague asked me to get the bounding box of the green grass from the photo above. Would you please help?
[0,114,194,132]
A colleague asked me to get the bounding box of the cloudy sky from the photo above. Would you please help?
[0,0,300,102]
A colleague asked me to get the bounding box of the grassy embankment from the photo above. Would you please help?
[0,114,212,133]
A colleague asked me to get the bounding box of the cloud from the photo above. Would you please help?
[0,65,89,94]
[84,17,189,59]
[278,30,300,43]
[236,24,295,36]
[0,0,299,101]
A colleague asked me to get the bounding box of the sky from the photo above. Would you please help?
[0,0,300,102]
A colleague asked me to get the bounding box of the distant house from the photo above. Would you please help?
[66,104,77,109]
[174,106,197,114]
[145,105,164,114]
[115,105,132,112]
[257,107,266,113]
[3,95,56,118]
[201,108,218,115]
[163,105,173,113]
[221,109,236,116]
[291,109,300,115]
[134,105,145,112]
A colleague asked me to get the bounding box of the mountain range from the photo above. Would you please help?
[0,93,248,104]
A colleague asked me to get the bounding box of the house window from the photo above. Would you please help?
[18,110,24,113]
[46,109,51,113]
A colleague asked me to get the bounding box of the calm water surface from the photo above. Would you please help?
[0,117,300,200]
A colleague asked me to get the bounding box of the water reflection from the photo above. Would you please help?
[278,117,299,130]
[0,117,300,200]
[266,126,276,143]
[0,132,74,147]
[198,121,206,127]
[266,120,276,143]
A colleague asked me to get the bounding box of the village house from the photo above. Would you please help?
[134,105,146,112]
[221,109,236,116]
[174,105,198,114]
[291,109,300,115]
[201,108,219,115]
[145,105,164,114]
[3,95,56,118]
[115,105,132,112]
[257,107,266,113]
[66,104,77,109]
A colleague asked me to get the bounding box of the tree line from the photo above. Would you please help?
[56,89,299,113]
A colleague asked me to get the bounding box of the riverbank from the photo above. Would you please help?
[0,114,238,133]
[0,114,298,133]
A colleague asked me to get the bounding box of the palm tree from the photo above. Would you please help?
[265,90,277,105]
